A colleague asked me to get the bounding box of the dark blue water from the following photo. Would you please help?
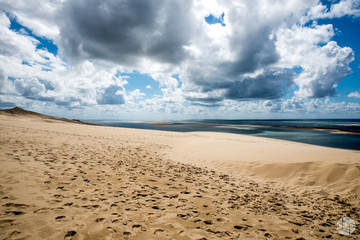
[86,119,360,151]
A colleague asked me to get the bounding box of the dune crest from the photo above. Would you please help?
[0,107,92,125]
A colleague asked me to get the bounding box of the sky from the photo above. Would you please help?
[0,0,360,120]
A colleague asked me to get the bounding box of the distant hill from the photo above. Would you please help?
[0,107,94,125]
[1,107,48,116]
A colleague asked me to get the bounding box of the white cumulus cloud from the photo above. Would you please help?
[348,91,360,98]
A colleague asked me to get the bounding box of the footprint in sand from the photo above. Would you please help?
[3,202,25,207]
[95,218,105,222]
[55,216,66,221]
[132,224,146,232]
[64,230,77,240]
[233,224,252,231]
[5,210,25,216]
[154,228,167,236]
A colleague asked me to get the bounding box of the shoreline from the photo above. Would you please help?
[0,115,359,239]
[148,121,360,134]
[88,119,360,151]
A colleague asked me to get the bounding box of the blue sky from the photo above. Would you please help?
[320,17,360,97]
[7,12,58,55]
[0,0,360,120]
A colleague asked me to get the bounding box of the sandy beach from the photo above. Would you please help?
[0,112,359,239]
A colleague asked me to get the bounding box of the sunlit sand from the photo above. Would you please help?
[0,109,359,239]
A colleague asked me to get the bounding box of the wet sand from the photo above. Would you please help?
[0,113,359,239]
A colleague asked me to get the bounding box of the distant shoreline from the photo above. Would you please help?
[2,107,360,150]
[87,119,360,151]
[151,121,360,134]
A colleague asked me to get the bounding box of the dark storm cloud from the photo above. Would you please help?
[224,71,294,100]
[59,0,195,65]
[183,65,294,104]
[225,26,280,75]
[179,3,290,104]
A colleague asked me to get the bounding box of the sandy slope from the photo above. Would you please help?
[0,115,359,239]
[165,132,360,196]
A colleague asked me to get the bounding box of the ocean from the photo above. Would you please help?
[86,119,360,151]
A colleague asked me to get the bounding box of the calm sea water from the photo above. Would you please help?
[86,119,360,151]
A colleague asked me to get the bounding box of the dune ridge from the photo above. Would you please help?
[0,111,359,239]
[0,107,95,125]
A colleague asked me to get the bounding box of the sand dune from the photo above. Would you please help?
[0,112,359,239]
[165,132,360,196]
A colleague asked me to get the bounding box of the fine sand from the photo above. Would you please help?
[0,113,359,239]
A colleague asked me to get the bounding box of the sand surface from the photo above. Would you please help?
[0,114,359,239]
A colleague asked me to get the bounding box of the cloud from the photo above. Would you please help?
[224,71,294,100]
[150,73,178,89]
[58,0,195,66]
[348,91,360,98]
[97,85,125,105]
[183,70,294,106]
[276,24,354,98]
[0,13,37,58]
[14,77,48,100]
[0,12,128,108]
[295,41,354,98]
[308,0,360,19]
[179,0,356,104]
[133,87,191,115]
[179,0,314,104]
[328,0,360,17]
[219,97,360,116]
[0,69,16,95]
[0,0,60,39]
[124,89,146,105]
[1,0,360,118]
